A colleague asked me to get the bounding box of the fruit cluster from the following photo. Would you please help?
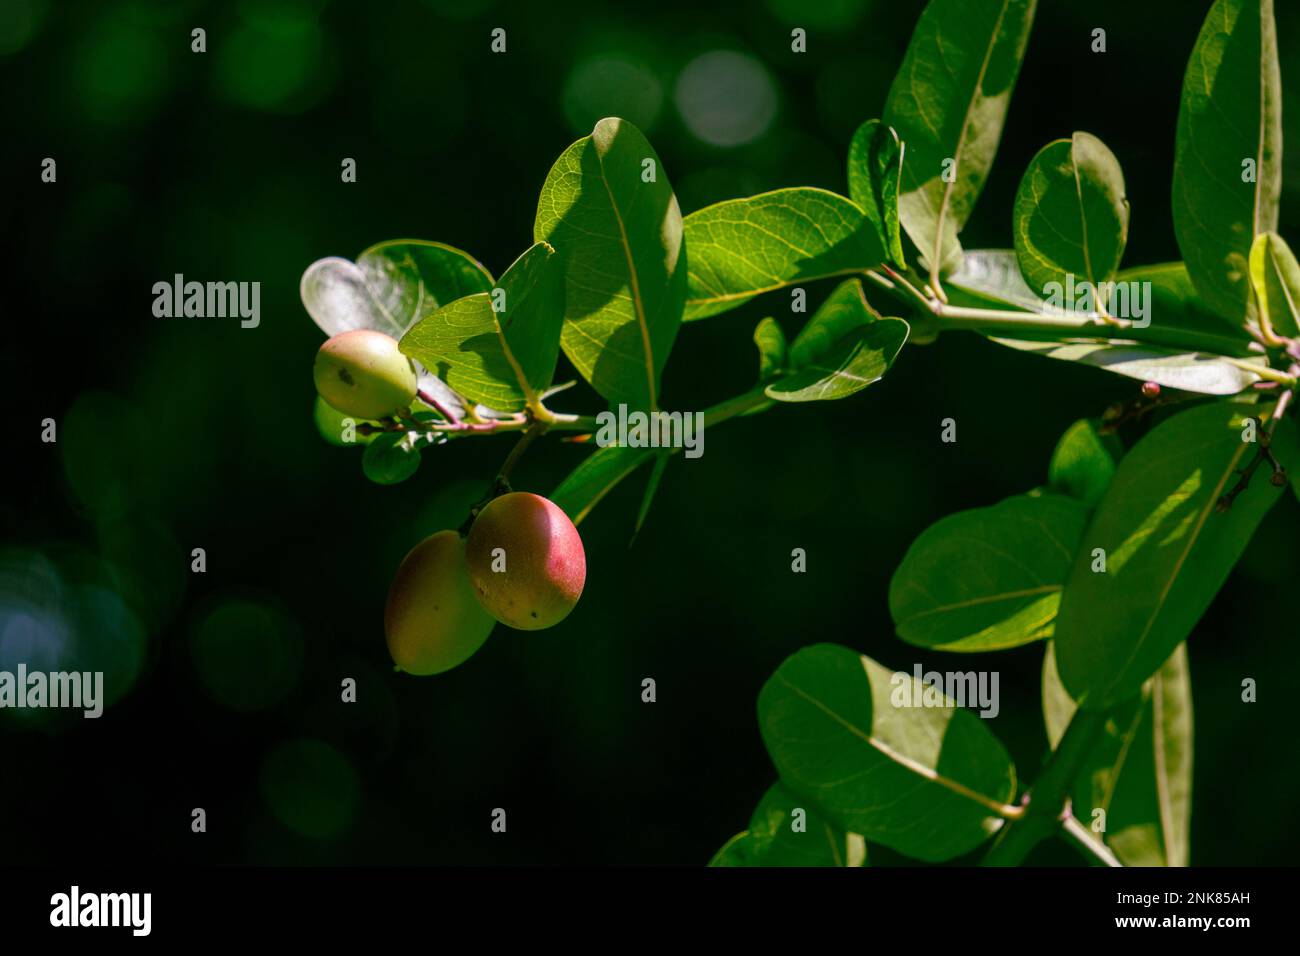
[313,330,587,675]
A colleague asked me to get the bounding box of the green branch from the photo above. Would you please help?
[980,706,1109,867]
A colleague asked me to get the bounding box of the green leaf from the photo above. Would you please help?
[883,0,1038,279]
[1248,231,1300,339]
[399,242,565,413]
[753,317,788,382]
[889,494,1088,652]
[707,832,756,866]
[758,644,1016,862]
[765,280,909,403]
[946,253,1261,356]
[1054,404,1292,708]
[1115,262,1258,355]
[1172,0,1281,328]
[361,432,421,485]
[709,783,867,867]
[1043,642,1193,867]
[551,444,658,526]
[534,117,685,410]
[945,248,1069,313]
[683,188,886,321]
[988,337,1263,396]
[312,396,378,448]
[301,240,494,339]
[1048,419,1121,508]
[1013,132,1129,298]
[632,452,670,539]
[847,119,906,268]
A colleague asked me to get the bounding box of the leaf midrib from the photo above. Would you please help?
[931,0,1015,273]
[774,669,1009,817]
[596,144,658,410]
[1104,436,1252,698]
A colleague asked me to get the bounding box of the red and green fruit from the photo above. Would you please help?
[384,530,495,675]
[465,492,586,630]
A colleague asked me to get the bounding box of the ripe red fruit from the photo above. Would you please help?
[465,492,586,630]
[384,530,495,675]
[1141,381,1161,398]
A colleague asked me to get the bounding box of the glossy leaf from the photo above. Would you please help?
[758,644,1016,862]
[1013,132,1129,298]
[301,240,494,340]
[1114,262,1258,355]
[683,188,887,321]
[1048,419,1120,508]
[1172,0,1281,328]
[883,0,1037,278]
[948,253,1261,359]
[765,280,908,403]
[890,494,1088,652]
[989,337,1263,396]
[632,452,670,539]
[1248,231,1300,339]
[535,117,686,410]
[753,317,788,382]
[361,432,421,485]
[1054,404,1292,708]
[551,444,658,526]
[1043,642,1193,867]
[847,119,906,267]
[945,248,1068,314]
[400,243,565,412]
[709,783,867,867]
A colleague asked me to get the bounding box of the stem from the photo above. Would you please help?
[1061,814,1123,868]
[1224,357,1298,387]
[417,388,460,424]
[980,707,1109,867]
[701,384,774,428]
[866,266,1281,359]
[496,422,545,484]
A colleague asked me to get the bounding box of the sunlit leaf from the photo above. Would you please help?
[890,494,1088,652]
[683,188,886,321]
[759,643,1016,862]
[883,0,1038,278]
[1013,132,1129,299]
[1054,404,1292,707]
[535,117,685,410]
[765,280,908,402]
[1172,0,1281,328]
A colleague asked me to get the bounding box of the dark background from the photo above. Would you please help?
[2,0,1298,865]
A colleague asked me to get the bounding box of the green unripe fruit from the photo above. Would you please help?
[313,330,418,421]
[385,530,495,675]
[466,492,586,631]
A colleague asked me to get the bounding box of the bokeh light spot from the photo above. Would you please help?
[67,16,169,125]
[215,21,329,113]
[60,392,149,519]
[675,50,778,148]
[0,0,48,56]
[191,597,304,711]
[563,54,663,135]
[260,738,360,840]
